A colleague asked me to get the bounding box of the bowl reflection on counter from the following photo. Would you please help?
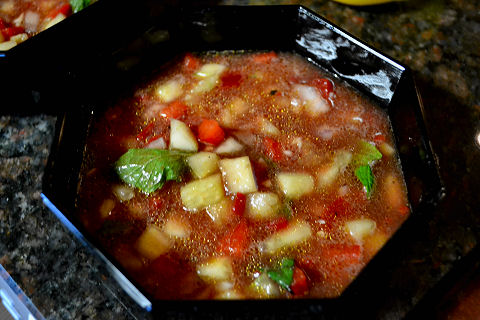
[40,3,444,316]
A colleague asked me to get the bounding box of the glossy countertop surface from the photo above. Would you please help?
[1,0,479,319]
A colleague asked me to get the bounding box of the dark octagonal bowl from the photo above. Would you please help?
[40,3,444,318]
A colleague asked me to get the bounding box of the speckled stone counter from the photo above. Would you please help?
[1,1,479,319]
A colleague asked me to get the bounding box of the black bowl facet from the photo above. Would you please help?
[40,3,444,316]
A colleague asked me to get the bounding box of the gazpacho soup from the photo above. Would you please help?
[77,51,410,300]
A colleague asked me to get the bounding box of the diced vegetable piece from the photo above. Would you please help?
[146,137,166,149]
[169,119,198,152]
[195,63,226,78]
[135,225,171,260]
[317,150,352,188]
[186,152,219,179]
[163,216,191,239]
[206,197,232,224]
[232,192,246,216]
[263,221,312,254]
[378,142,395,157]
[157,79,183,103]
[161,101,188,119]
[294,84,329,115]
[291,267,309,296]
[311,78,334,99]
[221,72,242,88]
[384,173,406,210]
[257,117,280,136]
[250,273,281,298]
[219,156,258,194]
[246,192,281,220]
[197,256,233,282]
[277,173,314,199]
[218,220,249,258]
[0,40,16,50]
[215,137,244,155]
[191,77,219,95]
[112,184,135,202]
[180,173,224,211]
[262,137,283,162]
[198,119,225,145]
[41,13,66,30]
[345,218,376,242]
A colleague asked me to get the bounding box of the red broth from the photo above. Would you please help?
[76,52,410,299]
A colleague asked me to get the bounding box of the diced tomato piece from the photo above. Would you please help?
[373,134,386,145]
[311,78,334,99]
[218,220,249,258]
[262,137,283,162]
[1,26,25,40]
[322,244,362,265]
[232,192,246,216]
[136,122,155,141]
[160,101,188,119]
[291,266,308,296]
[221,72,242,88]
[198,119,225,145]
[48,3,72,19]
[265,217,289,233]
[0,18,6,30]
[183,53,200,72]
[252,51,277,63]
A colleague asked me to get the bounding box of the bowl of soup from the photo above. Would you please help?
[41,3,443,316]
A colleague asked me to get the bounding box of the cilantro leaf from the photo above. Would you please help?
[267,258,294,291]
[115,149,190,194]
[69,0,90,13]
[353,140,382,167]
[355,165,375,198]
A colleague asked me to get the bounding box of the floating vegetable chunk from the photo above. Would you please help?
[77,51,410,300]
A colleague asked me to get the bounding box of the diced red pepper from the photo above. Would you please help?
[252,51,277,63]
[232,192,246,216]
[290,266,308,296]
[136,122,155,141]
[221,72,242,88]
[1,26,25,41]
[218,220,249,258]
[262,137,283,162]
[311,78,334,99]
[160,101,188,119]
[265,217,289,233]
[183,53,200,72]
[322,244,362,265]
[48,3,72,19]
[198,119,225,146]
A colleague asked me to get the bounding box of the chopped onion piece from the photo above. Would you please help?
[146,137,166,149]
[345,218,376,242]
[215,137,244,155]
[113,184,135,202]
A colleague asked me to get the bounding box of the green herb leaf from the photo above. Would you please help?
[69,0,90,13]
[355,165,375,198]
[353,140,382,167]
[267,258,294,291]
[115,149,190,194]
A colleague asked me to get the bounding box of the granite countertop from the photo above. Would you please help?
[1,0,479,319]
